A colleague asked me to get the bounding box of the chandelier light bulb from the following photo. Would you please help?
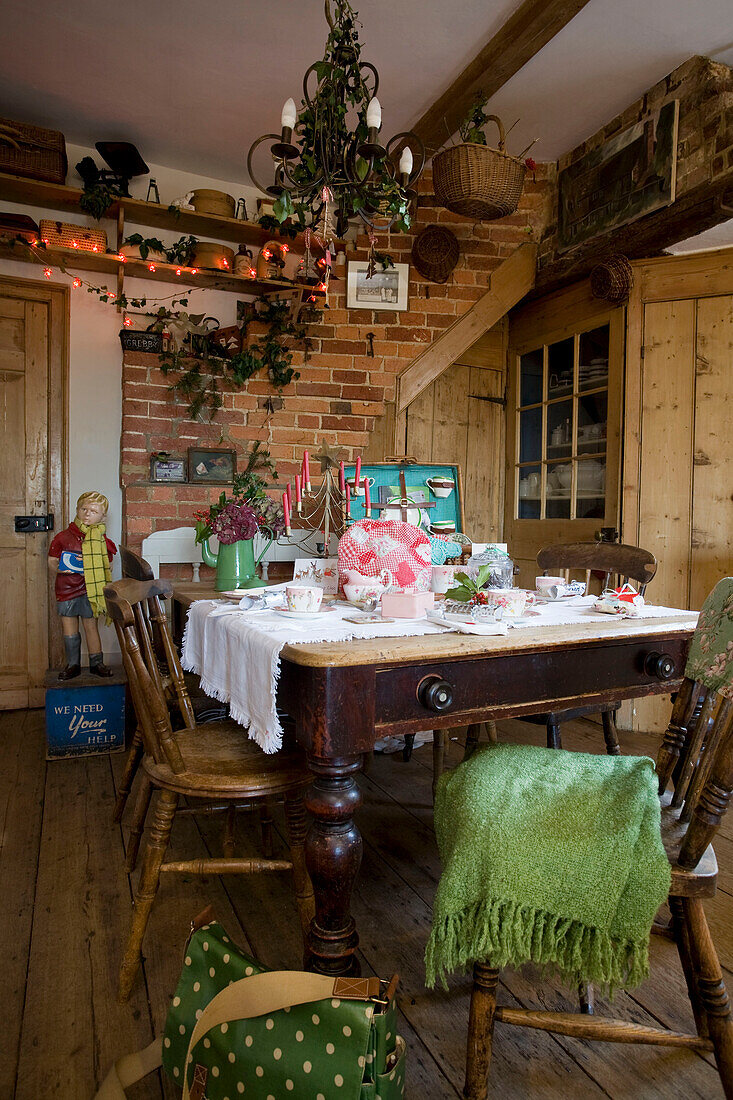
[281,97,297,129]
[399,146,413,176]
[366,97,381,130]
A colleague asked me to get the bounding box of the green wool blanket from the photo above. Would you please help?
[425,744,671,991]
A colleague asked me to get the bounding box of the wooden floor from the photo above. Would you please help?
[3,708,731,1099]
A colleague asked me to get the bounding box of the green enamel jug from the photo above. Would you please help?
[200,532,273,591]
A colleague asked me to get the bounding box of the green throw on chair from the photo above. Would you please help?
[427,577,733,1100]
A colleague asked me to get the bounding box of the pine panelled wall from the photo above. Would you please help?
[120,169,551,554]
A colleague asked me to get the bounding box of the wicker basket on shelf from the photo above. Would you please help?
[432,116,525,221]
[590,255,634,303]
[39,219,107,253]
[411,224,459,283]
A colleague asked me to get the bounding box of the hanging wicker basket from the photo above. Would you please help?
[411,224,459,283]
[432,116,526,221]
[590,255,634,303]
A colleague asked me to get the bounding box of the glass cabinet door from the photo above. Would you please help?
[515,323,610,520]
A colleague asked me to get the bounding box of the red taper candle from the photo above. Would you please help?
[354,455,361,491]
[303,450,311,490]
[295,473,302,508]
[339,461,345,493]
[364,476,371,515]
[283,489,291,534]
[345,482,351,517]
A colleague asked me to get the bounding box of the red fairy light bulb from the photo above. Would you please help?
[72,277,81,288]
[249,267,256,278]
[148,263,156,272]
[222,259,229,268]
[32,238,38,246]
[44,267,52,278]
[42,238,49,244]
[92,244,98,252]
[71,240,79,248]
[262,249,271,260]
[176,267,182,276]
[123,316,132,327]
[282,244,289,253]
[118,252,126,262]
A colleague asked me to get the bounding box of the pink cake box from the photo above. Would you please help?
[381,590,435,619]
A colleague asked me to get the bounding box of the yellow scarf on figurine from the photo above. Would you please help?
[78,521,111,619]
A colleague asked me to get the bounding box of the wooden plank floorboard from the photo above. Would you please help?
[9,711,730,1098]
[14,724,160,1100]
[364,731,723,1097]
[0,710,46,1099]
[193,800,464,1097]
[109,755,261,1100]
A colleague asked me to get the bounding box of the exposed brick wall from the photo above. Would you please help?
[539,55,733,268]
[120,165,551,551]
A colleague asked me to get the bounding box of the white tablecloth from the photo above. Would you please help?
[182,595,697,753]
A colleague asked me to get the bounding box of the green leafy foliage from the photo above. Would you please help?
[193,442,284,544]
[445,565,493,602]
[458,94,493,146]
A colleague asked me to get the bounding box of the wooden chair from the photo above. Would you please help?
[462,577,733,1100]
[535,540,658,755]
[106,578,315,1002]
[114,546,228,824]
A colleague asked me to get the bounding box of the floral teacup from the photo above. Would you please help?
[285,585,323,612]
[480,588,535,617]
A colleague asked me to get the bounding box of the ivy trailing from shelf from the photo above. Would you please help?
[156,297,304,420]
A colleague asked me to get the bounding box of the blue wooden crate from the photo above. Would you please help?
[45,669,126,759]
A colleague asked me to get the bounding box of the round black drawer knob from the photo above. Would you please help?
[418,677,454,712]
[644,652,676,681]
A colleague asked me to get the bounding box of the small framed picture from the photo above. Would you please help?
[293,557,339,595]
[150,455,186,483]
[346,261,409,312]
[187,447,236,484]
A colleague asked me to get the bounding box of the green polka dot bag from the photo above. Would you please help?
[96,912,406,1100]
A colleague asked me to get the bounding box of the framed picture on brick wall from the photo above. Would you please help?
[187,447,236,484]
[346,261,409,312]
[150,454,186,482]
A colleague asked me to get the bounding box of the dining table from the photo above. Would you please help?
[173,581,697,978]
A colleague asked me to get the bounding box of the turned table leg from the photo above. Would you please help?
[304,753,363,976]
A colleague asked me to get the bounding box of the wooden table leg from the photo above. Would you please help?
[304,753,363,977]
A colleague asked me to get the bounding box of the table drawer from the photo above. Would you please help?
[374,634,690,730]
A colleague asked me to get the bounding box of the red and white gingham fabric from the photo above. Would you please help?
[338,519,432,591]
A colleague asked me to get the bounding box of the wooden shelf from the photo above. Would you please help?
[0,238,302,298]
[0,170,303,252]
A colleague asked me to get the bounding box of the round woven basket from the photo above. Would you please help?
[590,255,634,303]
[411,224,460,283]
[432,117,526,221]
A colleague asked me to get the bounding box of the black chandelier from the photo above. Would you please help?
[246,0,425,239]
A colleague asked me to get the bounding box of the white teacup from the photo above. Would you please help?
[343,582,384,607]
[481,588,535,617]
[285,585,323,612]
[431,565,456,594]
[426,477,455,499]
[347,476,375,496]
[536,575,566,595]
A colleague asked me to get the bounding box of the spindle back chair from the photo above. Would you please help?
[462,578,733,1100]
[535,540,658,754]
[106,578,314,1002]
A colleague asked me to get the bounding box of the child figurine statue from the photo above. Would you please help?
[48,491,118,680]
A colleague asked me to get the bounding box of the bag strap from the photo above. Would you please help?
[181,971,378,1100]
[94,971,381,1099]
[93,1039,162,1100]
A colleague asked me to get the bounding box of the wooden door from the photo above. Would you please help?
[0,278,67,709]
[504,282,625,588]
[621,249,733,732]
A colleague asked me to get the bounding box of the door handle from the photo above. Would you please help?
[15,514,54,533]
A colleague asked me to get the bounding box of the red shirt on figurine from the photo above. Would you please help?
[49,521,117,602]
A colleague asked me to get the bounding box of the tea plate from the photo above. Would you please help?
[274,606,337,620]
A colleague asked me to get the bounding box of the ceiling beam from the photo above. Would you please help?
[412,0,594,155]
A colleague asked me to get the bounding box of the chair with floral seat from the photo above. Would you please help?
[439,577,733,1099]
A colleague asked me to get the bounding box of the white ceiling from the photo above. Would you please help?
[2,0,733,246]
